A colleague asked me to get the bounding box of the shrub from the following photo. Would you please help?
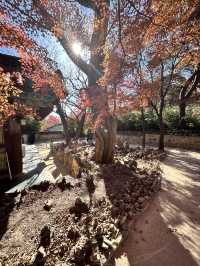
[24,118,41,134]
[117,105,200,134]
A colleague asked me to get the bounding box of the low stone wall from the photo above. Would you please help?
[117,131,200,150]
[36,131,64,141]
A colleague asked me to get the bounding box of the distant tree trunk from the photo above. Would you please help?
[179,101,187,129]
[151,95,165,151]
[178,64,200,128]
[56,101,70,144]
[141,107,146,149]
[158,116,165,151]
[158,99,165,151]
[76,111,86,138]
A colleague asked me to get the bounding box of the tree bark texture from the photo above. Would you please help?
[56,101,70,144]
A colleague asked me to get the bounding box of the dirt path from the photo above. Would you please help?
[115,148,200,266]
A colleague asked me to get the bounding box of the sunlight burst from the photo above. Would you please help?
[72,42,82,56]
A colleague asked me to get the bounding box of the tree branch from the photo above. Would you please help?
[150,100,159,117]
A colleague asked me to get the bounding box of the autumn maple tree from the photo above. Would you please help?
[0,13,67,131]
[1,0,200,156]
[107,0,200,150]
[1,0,118,163]
[0,68,22,124]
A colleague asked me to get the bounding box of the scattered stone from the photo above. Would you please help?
[120,215,127,226]
[86,176,95,195]
[69,198,89,218]
[123,141,129,150]
[67,226,80,241]
[15,193,23,207]
[43,199,53,211]
[63,151,80,178]
[32,181,50,192]
[0,144,162,266]
[40,226,51,248]
[57,178,73,191]
[32,246,46,266]
[137,197,145,204]
[70,236,92,264]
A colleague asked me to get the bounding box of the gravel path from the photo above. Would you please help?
[115,148,200,266]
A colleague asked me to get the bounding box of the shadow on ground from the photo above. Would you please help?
[114,149,200,266]
[114,196,199,266]
[0,193,16,240]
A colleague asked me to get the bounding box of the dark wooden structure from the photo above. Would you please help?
[0,119,22,178]
[0,52,54,179]
[0,53,23,179]
[0,127,8,178]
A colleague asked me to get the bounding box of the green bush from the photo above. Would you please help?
[185,106,200,131]
[117,105,200,134]
[164,106,180,130]
[117,109,159,132]
[117,112,142,131]
[144,109,159,131]
[24,118,41,134]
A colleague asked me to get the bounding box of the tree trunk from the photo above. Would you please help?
[95,115,117,163]
[87,79,116,163]
[63,0,112,163]
[179,101,187,129]
[56,101,70,144]
[141,107,146,150]
[158,116,165,151]
[76,111,86,138]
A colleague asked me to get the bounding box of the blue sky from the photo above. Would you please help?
[0,46,18,56]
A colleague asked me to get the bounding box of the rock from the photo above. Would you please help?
[69,198,89,218]
[43,199,53,211]
[102,236,113,249]
[38,246,46,257]
[135,202,139,208]
[123,141,129,150]
[32,181,50,192]
[112,234,123,250]
[40,226,51,248]
[129,160,137,169]
[86,176,95,195]
[70,236,92,264]
[15,193,22,207]
[76,169,82,179]
[137,197,145,204]
[67,226,80,241]
[21,189,28,197]
[57,178,73,191]
[90,252,101,265]
[32,246,46,266]
[92,218,98,229]
[64,152,80,178]
[120,215,127,226]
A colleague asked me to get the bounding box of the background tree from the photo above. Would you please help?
[1,0,119,163]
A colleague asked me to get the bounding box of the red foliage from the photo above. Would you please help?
[0,17,65,120]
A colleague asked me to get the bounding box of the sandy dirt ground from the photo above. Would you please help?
[115,148,200,266]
